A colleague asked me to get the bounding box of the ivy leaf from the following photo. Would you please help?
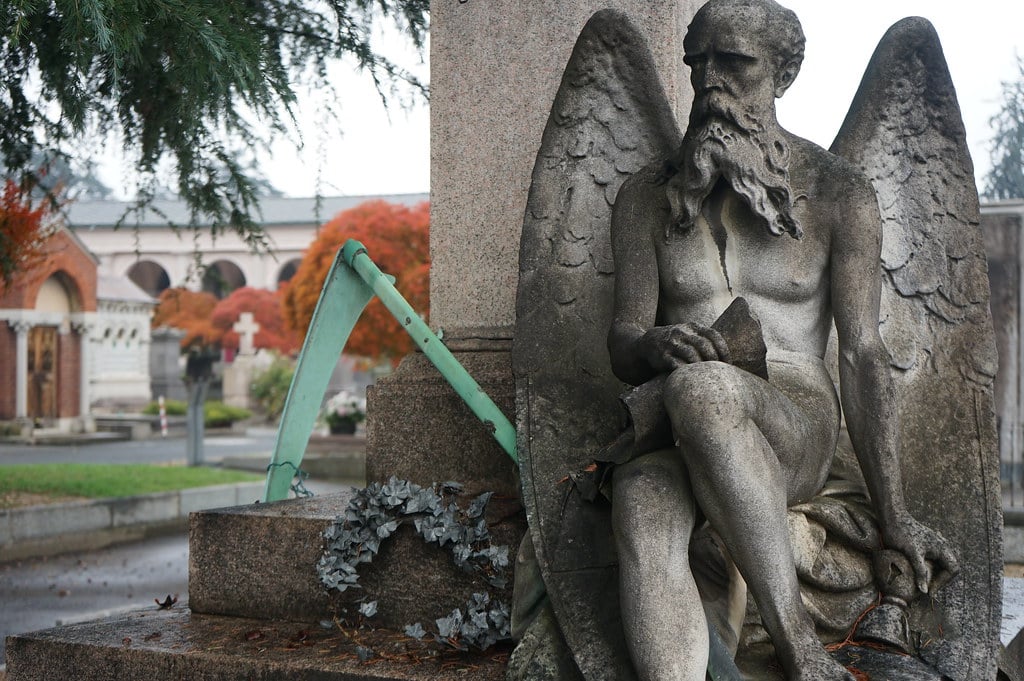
[436,609,463,639]
[404,622,426,640]
[467,492,493,519]
[359,600,378,618]
[376,519,399,538]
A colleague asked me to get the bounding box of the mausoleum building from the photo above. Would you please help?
[0,227,98,430]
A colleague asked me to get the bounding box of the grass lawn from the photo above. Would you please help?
[0,464,263,509]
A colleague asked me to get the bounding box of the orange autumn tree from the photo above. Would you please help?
[283,200,429,364]
[0,180,54,293]
[152,287,220,350]
[212,286,299,355]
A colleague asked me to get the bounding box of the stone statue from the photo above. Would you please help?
[511,1,1001,680]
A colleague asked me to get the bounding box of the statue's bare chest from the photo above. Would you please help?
[653,192,830,325]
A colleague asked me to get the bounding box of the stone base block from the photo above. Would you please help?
[4,607,507,681]
[188,492,525,630]
[366,346,517,498]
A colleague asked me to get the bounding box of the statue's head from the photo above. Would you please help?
[684,0,805,116]
[666,0,806,240]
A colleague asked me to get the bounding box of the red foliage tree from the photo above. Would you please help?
[0,180,54,293]
[151,287,220,350]
[283,200,429,364]
[211,286,300,355]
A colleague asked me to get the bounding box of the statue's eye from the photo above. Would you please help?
[719,52,757,69]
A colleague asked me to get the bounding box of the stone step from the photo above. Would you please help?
[4,606,508,681]
[188,491,526,630]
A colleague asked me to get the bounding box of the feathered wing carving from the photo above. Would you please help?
[830,18,1000,679]
[513,10,681,681]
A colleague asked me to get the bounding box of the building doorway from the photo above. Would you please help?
[27,326,58,420]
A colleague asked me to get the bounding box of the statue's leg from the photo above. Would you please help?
[663,360,852,681]
[612,448,707,681]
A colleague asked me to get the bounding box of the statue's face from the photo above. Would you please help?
[683,11,779,119]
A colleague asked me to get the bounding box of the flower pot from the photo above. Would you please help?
[329,419,357,435]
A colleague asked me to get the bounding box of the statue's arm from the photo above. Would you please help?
[608,174,662,386]
[607,171,731,386]
[831,176,959,593]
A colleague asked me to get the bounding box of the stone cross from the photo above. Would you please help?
[233,312,259,356]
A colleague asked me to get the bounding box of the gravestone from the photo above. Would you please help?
[149,326,186,402]
[233,312,259,357]
[222,312,270,410]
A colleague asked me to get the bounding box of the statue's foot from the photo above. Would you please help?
[785,643,856,681]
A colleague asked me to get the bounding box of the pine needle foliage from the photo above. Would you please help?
[984,56,1024,201]
[0,0,428,249]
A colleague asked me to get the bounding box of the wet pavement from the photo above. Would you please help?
[0,532,190,664]
[0,428,278,467]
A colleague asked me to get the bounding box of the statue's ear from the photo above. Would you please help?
[774,59,799,97]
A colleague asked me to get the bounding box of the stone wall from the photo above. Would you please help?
[982,200,1024,502]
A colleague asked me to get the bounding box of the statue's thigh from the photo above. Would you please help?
[758,361,840,503]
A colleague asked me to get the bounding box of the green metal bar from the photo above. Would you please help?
[263,249,375,502]
[342,239,518,465]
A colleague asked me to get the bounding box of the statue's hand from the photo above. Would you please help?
[639,323,731,372]
[883,514,960,595]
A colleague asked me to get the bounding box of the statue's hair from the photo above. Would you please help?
[686,0,806,80]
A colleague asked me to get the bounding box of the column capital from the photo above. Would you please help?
[71,320,96,337]
[10,319,32,335]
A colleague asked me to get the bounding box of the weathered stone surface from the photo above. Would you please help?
[188,492,526,630]
[366,349,518,498]
[430,0,700,335]
[4,608,507,681]
[513,3,1000,680]
[188,494,342,624]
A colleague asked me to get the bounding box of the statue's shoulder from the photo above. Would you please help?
[613,160,671,218]
[788,133,877,208]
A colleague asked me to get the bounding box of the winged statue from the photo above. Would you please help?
[511,1,1000,679]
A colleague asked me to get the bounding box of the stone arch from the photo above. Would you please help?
[277,258,302,288]
[202,259,246,299]
[126,260,171,297]
[34,273,77,314]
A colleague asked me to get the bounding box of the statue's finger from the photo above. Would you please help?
[684,333,718,360]
[675,344,701,364]
[912,553,932,594]
[705,328,731,364]
[930,567,954,593]
[931,540,960,577]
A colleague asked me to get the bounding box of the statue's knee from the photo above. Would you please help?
[664,363,749,439]
[614,451,685,495]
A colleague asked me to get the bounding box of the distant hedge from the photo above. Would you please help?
[143,400,251,427]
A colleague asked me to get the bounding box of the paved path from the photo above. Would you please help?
[0,477,356,668]
[0,428,278,466]
[0,532,189,664]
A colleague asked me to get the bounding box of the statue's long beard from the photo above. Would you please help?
[664,96,802,240]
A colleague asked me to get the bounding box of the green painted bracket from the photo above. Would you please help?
[263,239,518,502]
[263,248,375,502]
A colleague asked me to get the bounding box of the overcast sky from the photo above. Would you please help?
[102,2,1023,200]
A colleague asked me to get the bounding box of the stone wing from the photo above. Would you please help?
[830,18,1000,679]
[513,9,681,681]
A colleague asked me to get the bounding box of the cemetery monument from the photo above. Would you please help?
[511,0,1001,679]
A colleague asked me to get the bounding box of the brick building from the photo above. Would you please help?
[0,227,99,431]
